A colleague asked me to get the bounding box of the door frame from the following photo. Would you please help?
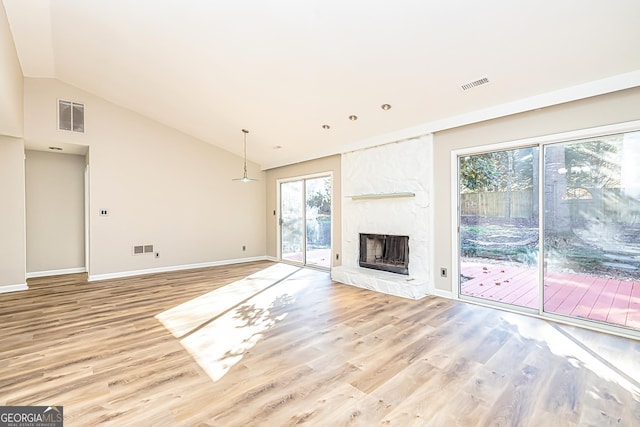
[276,171,333,269]
[451,119,640,339]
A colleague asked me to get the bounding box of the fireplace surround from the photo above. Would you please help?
[330,135,433,299]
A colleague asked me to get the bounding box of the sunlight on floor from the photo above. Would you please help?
[155,263,309,382]
[156,263,300,338]
[501,312,640,398]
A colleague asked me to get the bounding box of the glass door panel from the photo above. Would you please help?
[280,180,304,264]
[543,131,640,330]
[280,175,332,268]
[305,176,332,268]
[459,147,540,309]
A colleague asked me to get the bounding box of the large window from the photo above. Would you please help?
[457,125,640,334]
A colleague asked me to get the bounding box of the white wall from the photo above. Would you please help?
[0,3,25,291]
[433,86,640,295]
[24,78,266,279]
[25,150,86,274]
[0,1,22,138]
[0,136,26,290]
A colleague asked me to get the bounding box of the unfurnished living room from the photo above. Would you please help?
[1,1,639,426]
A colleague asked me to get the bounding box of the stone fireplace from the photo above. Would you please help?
[359,233,409,275]
[331,135,433,300]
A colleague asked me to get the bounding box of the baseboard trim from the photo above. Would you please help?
[88,256,271,282]
[432,288,454,299]
[0,283,28,293]
[26,267,87,279]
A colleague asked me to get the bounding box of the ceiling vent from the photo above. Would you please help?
[460,77,490,91]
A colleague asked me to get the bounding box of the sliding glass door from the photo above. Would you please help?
[458,128,640,333]
[280,175,332,269]
[458,147,540,310]
[543,132,640,330]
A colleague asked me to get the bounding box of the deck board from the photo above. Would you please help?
[461,261,640,330]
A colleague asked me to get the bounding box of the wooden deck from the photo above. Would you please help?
[461,261,640,330]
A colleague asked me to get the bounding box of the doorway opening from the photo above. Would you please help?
[279,174,332,269]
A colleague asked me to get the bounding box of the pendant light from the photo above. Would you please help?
[232,129,258,182]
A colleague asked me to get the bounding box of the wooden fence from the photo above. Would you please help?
[460,191,534,219]
[461,189,640,225]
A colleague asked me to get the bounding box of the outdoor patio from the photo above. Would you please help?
[461,260,640,330]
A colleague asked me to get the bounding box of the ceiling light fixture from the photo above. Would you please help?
[381,104,391,110]
[348,115,358,121]
[322,124,330,129]
[232,129,258,182]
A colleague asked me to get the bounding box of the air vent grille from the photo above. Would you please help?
[133,244,154,255]
[460,77,490,91]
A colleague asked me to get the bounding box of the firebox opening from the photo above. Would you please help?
[359,233,409,275]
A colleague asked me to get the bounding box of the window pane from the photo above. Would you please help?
[72,103,84,132]
[543,131,640,330]
[59,101,72,131]
[459,147,539,309]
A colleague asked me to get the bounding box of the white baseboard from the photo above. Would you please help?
[431,288,454,299]
[88,256,271,282]
[26,267,87,279]
[0,283,28,293]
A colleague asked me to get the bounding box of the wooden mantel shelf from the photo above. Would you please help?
[347,192,415,200]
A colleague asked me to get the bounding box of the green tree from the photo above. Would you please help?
[565,138,621,194]
[306,179,331,215]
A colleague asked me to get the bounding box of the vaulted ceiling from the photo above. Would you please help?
[4,0,640,168]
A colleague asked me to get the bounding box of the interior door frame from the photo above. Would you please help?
[276,171,333,269]
[451,119,640,339]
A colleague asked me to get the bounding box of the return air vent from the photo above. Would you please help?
[133,245,154,255]
[460,77,490,91]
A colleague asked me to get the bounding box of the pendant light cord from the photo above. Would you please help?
[242,129,249,177]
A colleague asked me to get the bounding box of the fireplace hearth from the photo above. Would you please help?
[359,233,409,275]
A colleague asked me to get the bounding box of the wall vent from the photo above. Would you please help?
[460,77,490,91]
[133,245,154,255]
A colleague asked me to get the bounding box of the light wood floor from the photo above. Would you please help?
[2,261,640,426]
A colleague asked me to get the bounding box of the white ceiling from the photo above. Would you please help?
[4,0,640,169]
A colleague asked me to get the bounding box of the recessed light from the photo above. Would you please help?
[322,124,331,130]
[381,104,391,110]
[48,146,63,151]
[348,115,358,121]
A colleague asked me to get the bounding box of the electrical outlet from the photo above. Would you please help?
[242,245,246,251]
[440,268,447,277]
[336,254,339,260]
[155,252,160,258]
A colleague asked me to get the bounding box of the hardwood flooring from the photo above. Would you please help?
[2,261,640,426]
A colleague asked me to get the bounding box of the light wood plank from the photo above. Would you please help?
[1,261,639,425]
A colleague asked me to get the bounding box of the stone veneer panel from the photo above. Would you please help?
[332,135,433,299]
